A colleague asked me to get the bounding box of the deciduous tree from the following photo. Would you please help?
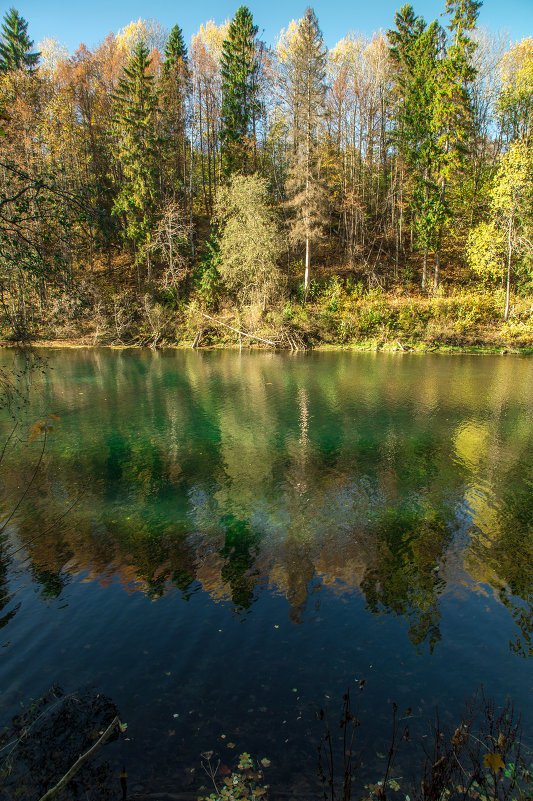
[215,173,283,308]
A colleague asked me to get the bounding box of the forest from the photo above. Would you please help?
[0,1,532,350]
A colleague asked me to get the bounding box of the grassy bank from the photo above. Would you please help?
[5,281,533,353]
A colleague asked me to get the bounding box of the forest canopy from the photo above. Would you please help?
[0,3,532,349]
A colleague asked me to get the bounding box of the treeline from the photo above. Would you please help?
[0,2,532,344]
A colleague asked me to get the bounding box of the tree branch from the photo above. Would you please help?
[37,716,121,801]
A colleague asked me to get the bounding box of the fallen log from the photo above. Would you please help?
[199,312,278,347]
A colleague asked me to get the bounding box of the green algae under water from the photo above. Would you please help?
[0,348,532,795]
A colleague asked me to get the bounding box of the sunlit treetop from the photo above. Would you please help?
[115,18,168,58]
[500,37,533,93]
[191,19,229,62]
[0,7,40,73]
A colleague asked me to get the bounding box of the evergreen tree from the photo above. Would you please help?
[112,41,159,285]
[163,24,188,76]
[220,5,261,175]
[0,8,39,73]
[281,7,328,295]
[430,0,480,286]
[388,7,444,289]
[160,24,189,198]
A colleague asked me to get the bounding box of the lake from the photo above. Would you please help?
[0,348,532,798]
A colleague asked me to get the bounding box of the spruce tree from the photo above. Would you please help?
[112,41,159,284]
[430,0,480,287]
[160,24,189,198]
[0,7,39,73]
[388,6,444,289]
[163,24,188,76]
[220,5,261,175]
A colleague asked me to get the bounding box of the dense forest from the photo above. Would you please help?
[0,1,532,349]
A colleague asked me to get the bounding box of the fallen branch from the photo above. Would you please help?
[199,312,277,347]
[191,329,204,348]
[37,715,121,801]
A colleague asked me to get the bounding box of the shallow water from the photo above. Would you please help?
[0,349,532,795]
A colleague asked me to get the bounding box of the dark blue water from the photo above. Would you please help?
[0,349,532,796]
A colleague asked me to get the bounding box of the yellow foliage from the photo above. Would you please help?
[115,18,167,57]
[329,34,365,70]
[483,753,505,773]
[276,19,299,64]
[191,20,229,61]
[491,139,533,213]
[467,221,505,280]
[116,19,147,53]
[500,37,533,94]
[38,37,69,77]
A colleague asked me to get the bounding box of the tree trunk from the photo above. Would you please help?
[304,236,311,295]
[189,135,195,257]
[434,249,440,291]
[504,215,512,322]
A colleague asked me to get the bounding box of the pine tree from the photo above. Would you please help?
[112,41,159,285]
[160,24,189,198]
[0,8,39,73]
[281,7,328,294]
[220,6,261,175]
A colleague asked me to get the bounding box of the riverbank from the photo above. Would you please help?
[3,339,532,355]
[3,287,533,353]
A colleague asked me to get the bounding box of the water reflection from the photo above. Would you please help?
[1,350,533,653]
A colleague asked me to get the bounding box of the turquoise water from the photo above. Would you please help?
[0,349,532,795]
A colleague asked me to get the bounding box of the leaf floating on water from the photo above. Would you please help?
[119,722,128,733]
[227,742,236,748]
[173,713,180,718]
[376,752,386,759]
[483,753,505,772]
[274,625,279,629]
[260,758,271,768]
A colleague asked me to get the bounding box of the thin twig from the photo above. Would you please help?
[0,430,47,535]
[37,715,121,801]
[0,422,18,468]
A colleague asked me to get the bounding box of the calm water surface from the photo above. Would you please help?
[0,349,532,794]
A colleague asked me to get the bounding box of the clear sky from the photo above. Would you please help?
[12,0,533,54]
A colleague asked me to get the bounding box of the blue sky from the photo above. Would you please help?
[12,0,533,53]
